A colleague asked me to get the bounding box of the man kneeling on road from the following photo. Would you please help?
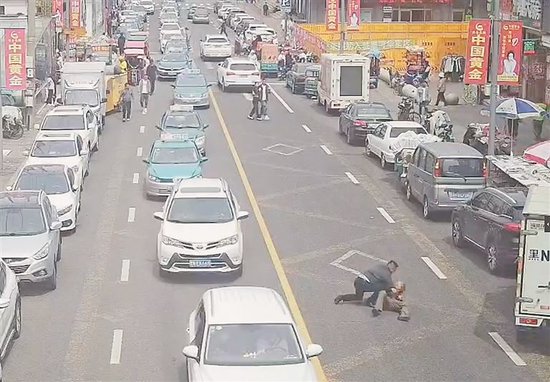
[334,260,398,308]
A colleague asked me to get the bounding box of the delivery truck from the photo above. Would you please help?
[515,185,550,342]
[60,62,107,125]
[317,54,370,114]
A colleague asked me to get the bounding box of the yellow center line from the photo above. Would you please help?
[209,89,328,382]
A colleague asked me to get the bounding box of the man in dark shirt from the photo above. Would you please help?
[334,260,398,306]
[146,59,158,95]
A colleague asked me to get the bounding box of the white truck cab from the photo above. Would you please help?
[515,185,550,342]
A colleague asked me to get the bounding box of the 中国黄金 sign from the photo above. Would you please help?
[464,20,491,85]
[4,29,27,91]
[326,0,339,32]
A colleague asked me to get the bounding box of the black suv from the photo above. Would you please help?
[451,187,526,274]
[338,101,392,145]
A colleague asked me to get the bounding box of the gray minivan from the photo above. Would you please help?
[405,142,486,219]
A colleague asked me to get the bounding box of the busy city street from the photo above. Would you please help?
[0,0,549,381]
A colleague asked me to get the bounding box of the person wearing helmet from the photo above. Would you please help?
[119,55,128,73]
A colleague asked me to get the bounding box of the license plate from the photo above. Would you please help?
[449,191,472,200]
[238,74,248,77]
[189,259,211,268]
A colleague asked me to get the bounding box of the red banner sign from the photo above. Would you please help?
[379,0,451,3]
[53,0,64,28]
[464,20,491,85]
[70,0,81,29]
[497,21,523,86]
[325,0,339,32]
[347,0,360,30]
[4,29,27,91]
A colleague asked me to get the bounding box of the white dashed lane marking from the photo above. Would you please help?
[127,208,136,223]
[345,172,360,184]
[377,207,395,223]
[302,124,312,133]
[109,330,124,364]
[420,257,448,279]
[120,260,130,282]
[136,147,143,157]
[139,125,145,133]
[320,145,333,155]
[132,173,139,184]
[488,332,526,366]
[268,85,294,113]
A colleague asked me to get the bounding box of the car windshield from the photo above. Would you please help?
[195,9,208,16]
[207,37,228,43]
[166,40,187,49]
[16,171,70,195]
[176,76,206,87]
[0,207,46,236]
[167,197,233,223]
[162,53,187,62]
[65,89,99,107]
[356,106,391,119]
[151,147,198,164]
[41,115,85,130]
[389,126,426,138]
[204,324,304,366]
[441,158,484,178]
[32,140,77,157]
[162,23,180,30]
[164,114,200,128]
[229,63,256,71]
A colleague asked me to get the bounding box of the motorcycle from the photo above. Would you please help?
[1,106,24,140]
[463,123,511,155]
[434,123,455,142]
[397,97,420,122]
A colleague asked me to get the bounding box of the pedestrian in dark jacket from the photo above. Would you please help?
[146,59,157,95]
[258,78,270,120]
[247,82,261,120]
[119,83,133,122]
[118,33,126,54]
[334,260,398,307]
[263,2,269,16]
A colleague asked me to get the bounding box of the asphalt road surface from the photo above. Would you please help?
[3,2,549,381]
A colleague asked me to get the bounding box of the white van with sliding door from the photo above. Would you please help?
[515,185,550,343]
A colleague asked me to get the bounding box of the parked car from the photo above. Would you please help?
[285,63,311,94]
[183,286,323,381]
[406,142,486,219]
[339,101,392,145]
[365,121,426,168]
[0,190,62,290]
[302,64,321,99]
[0,260,21,361]
[451,187,526,273]
[217,58,260,92]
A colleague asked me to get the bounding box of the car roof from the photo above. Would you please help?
[203,287,293,325]
[226,57,256,64]
[46,106,87,115]
[21,164,67,173]
[174,178,227,198]
[0,191,42,208]
[35,132,78,141]
[165,109,198,116]
[205,34,229,39]
[420,142,484,158]
[384,121,424,128]
[486,187,528,206]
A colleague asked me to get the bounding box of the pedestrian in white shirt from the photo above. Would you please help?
[46,76,56,105]
[139,75,151,114]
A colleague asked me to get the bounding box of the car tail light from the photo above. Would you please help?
[519,317,538,325]
[226,71,235,75]
[504,223,521,233]
[353,120,367,127]
[433,159,442,177]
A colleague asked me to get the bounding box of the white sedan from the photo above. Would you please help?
[200,34,232,60]
[24,132,89,190]
[217,58,260,92]
[365,121,427,168]
[245,27,277,44]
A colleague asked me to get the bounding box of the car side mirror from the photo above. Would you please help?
[80,149,89,156]
[22,149,30,156]
[142,158,149,164]
[0,298,10,309]
[200,156,208,163]
[305,344,323,358]
[237,211,249,220]
[153,211,165,220]
[171,84,175,88]
[182,345,199,361]
[203,123,209,128]
[50,221,63,230]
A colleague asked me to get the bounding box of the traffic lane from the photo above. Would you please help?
[270,87,550,376]
[2,105,140,381]
[206,78,531,381]
[55,76,287,380]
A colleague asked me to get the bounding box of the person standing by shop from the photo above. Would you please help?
[45,75,56,105]
[119,83,133,122]
[146,59,158,95]
[138,75,151,114]
[263,1,269,16]
[435,72,447,106]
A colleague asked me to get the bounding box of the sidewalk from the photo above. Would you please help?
[242,0,285,23]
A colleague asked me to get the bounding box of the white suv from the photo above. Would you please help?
[200,35,232,60]
[0,260,22,361]
[184,287,323,382]
[153,178,249,276]
[39,106,99,153]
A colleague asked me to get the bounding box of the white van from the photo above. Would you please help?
[515,185,550,342]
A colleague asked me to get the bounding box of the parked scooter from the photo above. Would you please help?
[427,109,455,142]
[397,97,418,121]
[463,123,511,155]
[1,106,24,140]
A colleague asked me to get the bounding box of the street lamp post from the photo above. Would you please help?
[488,0,500,156]
[339,0,346,54]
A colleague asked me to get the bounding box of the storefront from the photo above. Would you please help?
[542,0,550,104]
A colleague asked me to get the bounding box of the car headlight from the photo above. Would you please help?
[71,165,80,174]
[57,204,73,216]
[161,234,181,247]
[217,234,238,247]
[195,135,205,147]
[201,93,208,98]
[175,93,185,99]
[33,243,50,260]
[148,173,160,182]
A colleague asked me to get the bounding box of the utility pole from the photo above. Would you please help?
[27,0,37,133]
[488,0,500,156]
[339,0,346,54]
[284,12,289,44]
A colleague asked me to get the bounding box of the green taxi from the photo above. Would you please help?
[172,69,211,108]
[143,138,207,197]
[157,105,208,156]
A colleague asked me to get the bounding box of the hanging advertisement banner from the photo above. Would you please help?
[325,0,339,32]
[347,0,360,30]
[70,0,81,29]
[497,21,523,86]
[52,0,64,28]
[4,29,27,91]
[464,20,491,85]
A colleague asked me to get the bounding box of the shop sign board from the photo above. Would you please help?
[325,0,339,32]
[464,20,491,85]
[497,21,523,86]
[513,0,542,30]
[3,29,27,91]
[347,0,360,30]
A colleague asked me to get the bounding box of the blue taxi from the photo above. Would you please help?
[172,69,211,108]
[157,105,208,156]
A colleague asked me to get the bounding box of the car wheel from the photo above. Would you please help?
[13,298,21,339]
[422,196,432,219]
[365,141,372,157]
[46,262,57,291]
[380,154,387,168]
[486,240,501,274]
[406,183,412,201]
[451,218,465,247]
[346,127,354,145]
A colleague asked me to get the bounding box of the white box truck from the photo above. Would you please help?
[515,185,550,342]
[317,54,370,114]
[60,62,107,125]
